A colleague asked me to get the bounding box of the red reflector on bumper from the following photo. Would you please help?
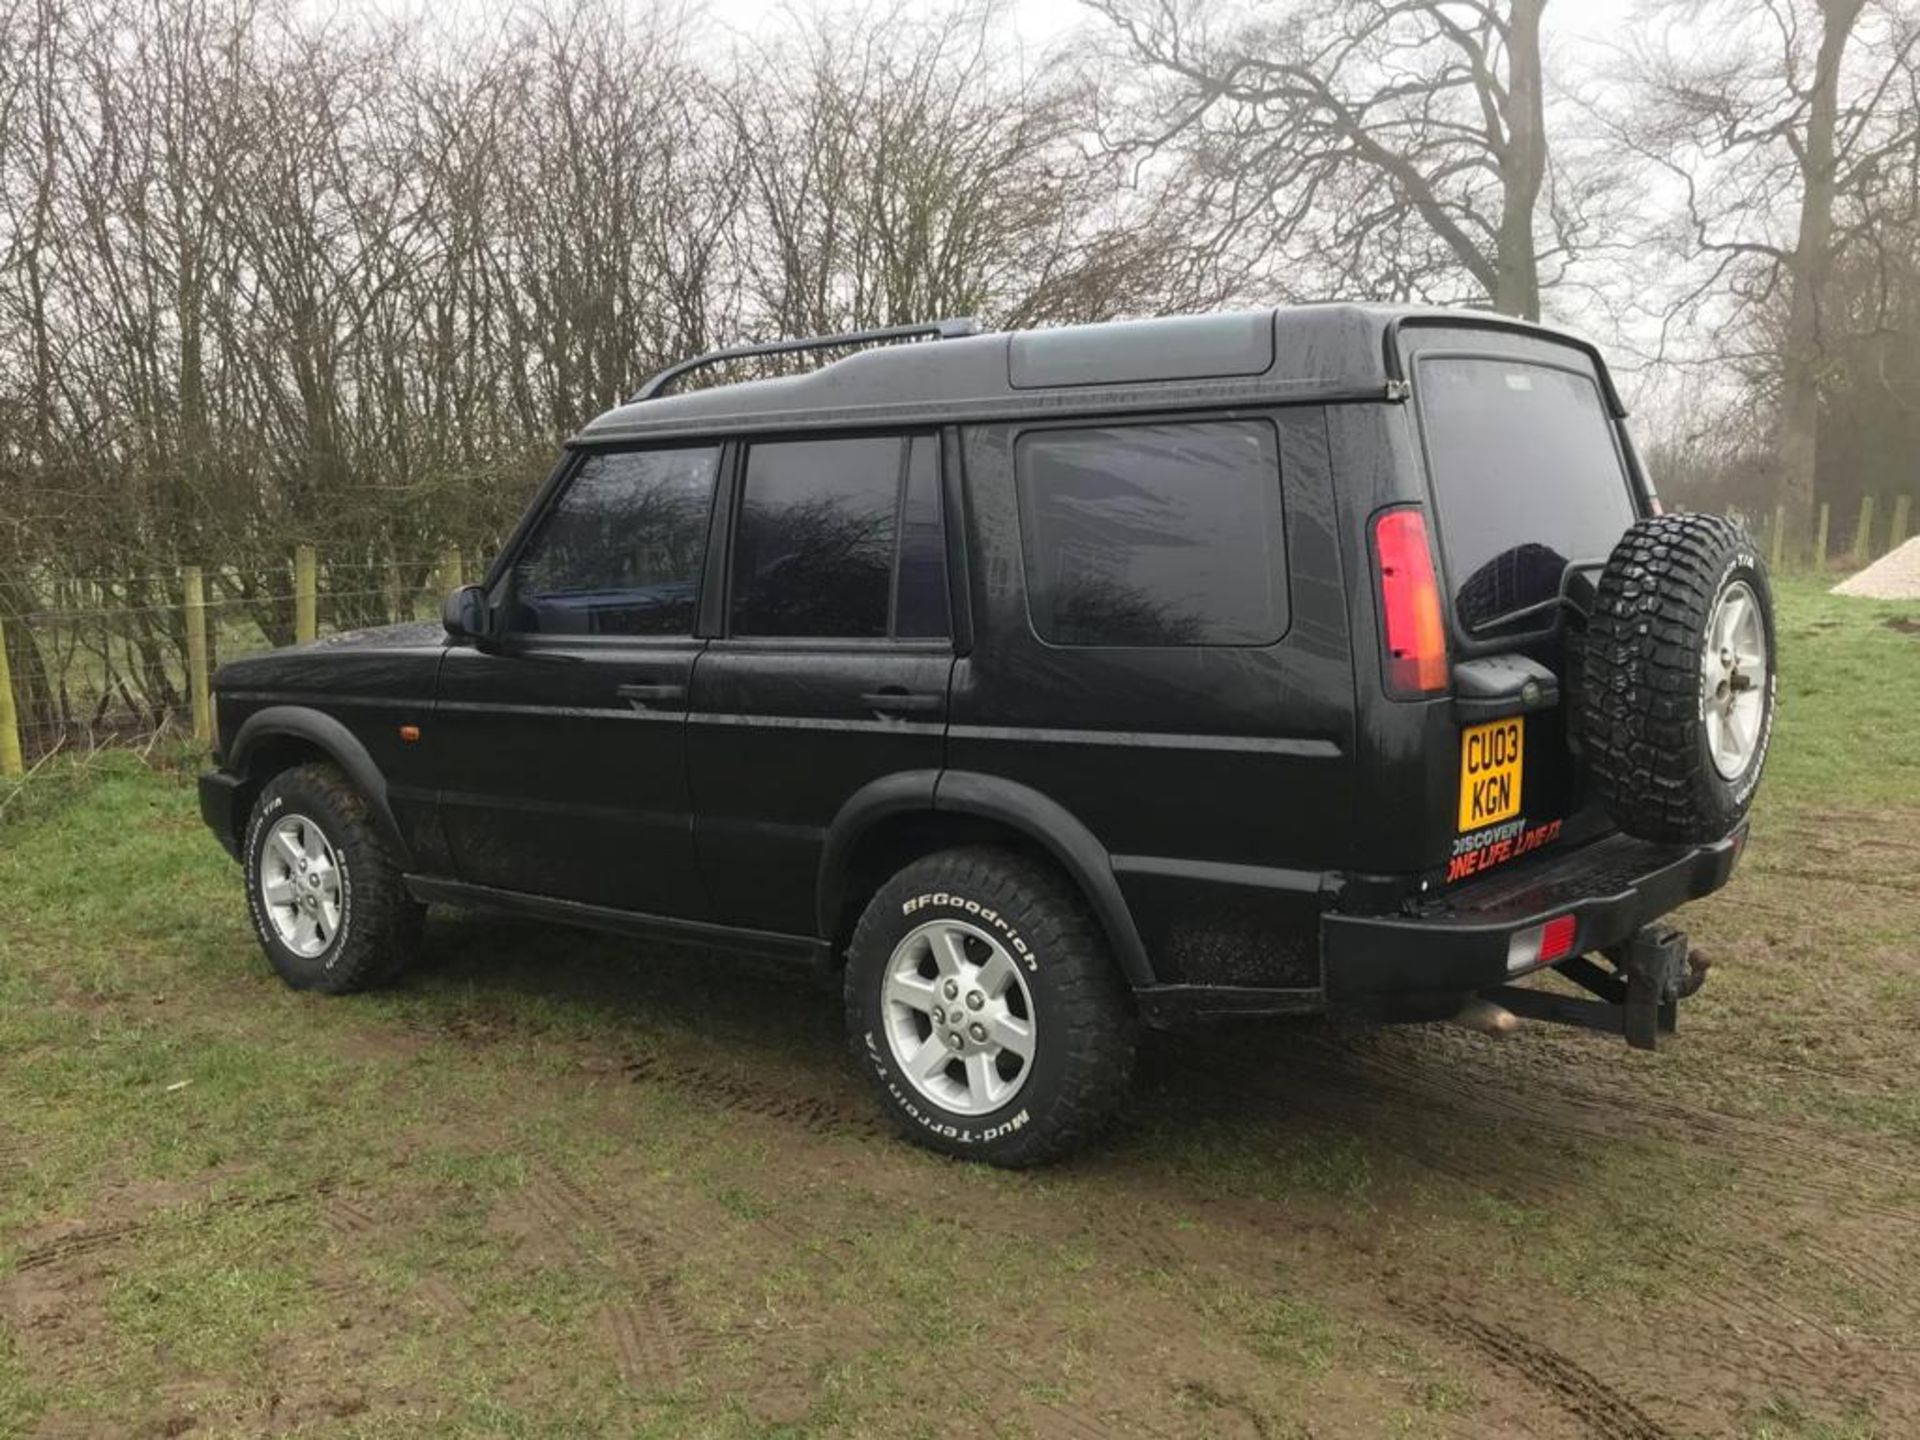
[1507,913,1580,973]
[1537,914,1578,964]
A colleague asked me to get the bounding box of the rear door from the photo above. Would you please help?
[947,408,1357,991]
[1402,329,1645,884]
[688,431,953,935]
[433,444,718,916]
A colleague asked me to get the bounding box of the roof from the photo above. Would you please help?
[574,304,1618,445]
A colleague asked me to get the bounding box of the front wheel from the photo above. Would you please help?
[844,846,1137,1167]
[242,762,421,993]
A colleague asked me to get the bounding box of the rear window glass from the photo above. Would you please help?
[1015,421,1287,647]
[1416,357,1636,634]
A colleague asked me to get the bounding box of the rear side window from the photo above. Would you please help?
[511,446,718,636]
[1015,420,1287,647]
[731,434,949,640]
[1416,357,1636,634]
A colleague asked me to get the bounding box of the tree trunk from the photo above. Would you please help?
[1778,0,1865,532]
[1492,0,1548,320]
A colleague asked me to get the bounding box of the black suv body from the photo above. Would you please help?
[199,306,1772,1164]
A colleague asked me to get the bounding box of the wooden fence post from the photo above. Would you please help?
[1769,503,1786,573]
[1814,502,1831,570]
[382,559,405,624]
[1891,494,1912,552]
[184,566,211,744]
[439,545,464,594]
[0,613,23,778]
[295,544,318,644]
[1853,494,1875,563]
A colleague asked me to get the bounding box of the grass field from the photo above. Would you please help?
[1,576,1916,1439]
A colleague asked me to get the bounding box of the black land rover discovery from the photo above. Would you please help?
[199,306,1775,1166]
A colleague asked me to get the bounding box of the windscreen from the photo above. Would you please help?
[1417,357,1636,634]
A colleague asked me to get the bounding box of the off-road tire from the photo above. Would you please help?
[1582,513,1776,843]
[243,762,422,994]
[845,846,1137,1167]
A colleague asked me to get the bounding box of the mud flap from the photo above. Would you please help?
[1482,923,1706,1050]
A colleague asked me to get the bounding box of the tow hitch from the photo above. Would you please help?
[1475,923,1710,1050]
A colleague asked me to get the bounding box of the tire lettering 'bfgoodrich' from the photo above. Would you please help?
[900,891,1036,969]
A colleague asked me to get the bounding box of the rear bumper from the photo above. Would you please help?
[198,770,246,861]
[1323,824,1746,1000]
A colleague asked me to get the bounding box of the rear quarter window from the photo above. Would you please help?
[1014,420,1288,647]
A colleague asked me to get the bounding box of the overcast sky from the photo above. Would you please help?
[335,0,1695,416]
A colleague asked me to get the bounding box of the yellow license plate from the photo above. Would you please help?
[1459,717,1524,830]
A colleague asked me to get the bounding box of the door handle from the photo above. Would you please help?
[861,689,943,717]
[616,681,686,709]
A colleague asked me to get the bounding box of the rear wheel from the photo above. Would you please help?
[845,846,1137,1166]
[1582,513,1776,842]
[242,763,421,993]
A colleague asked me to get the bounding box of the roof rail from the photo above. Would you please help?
[628,317,982,403]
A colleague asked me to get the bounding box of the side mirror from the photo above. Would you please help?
[442,584,495,645]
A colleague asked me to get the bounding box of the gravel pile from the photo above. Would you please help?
[1832,535,1920,598]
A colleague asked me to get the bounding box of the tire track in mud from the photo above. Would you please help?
[11,1186,311,1273]
[1295,1034,1920,1350]
[622,1049,888,1141]
[614,1033,1753,1436]
[320,1191,379,1238]
[1140,1033,1920,1425]
[1154,1028,1918,1239]
[512,1160,699,1392]
[1390,1295,1669,1440]
[1075,1202,1653,1440]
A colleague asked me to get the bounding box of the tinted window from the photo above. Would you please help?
[731,436,902,638]
[1417,357,1636,634]
[511,446,717,636]
[1016,421,1287,647]
[894,436,949,639]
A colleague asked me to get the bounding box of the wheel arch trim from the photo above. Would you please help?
[935,771,1156,988]
[815,769,943,941]
[226,706,413,868]
[817,769,1156,989]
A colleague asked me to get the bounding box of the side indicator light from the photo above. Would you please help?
[399,724,422,743]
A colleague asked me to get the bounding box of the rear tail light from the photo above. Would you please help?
[1507,913,1578,973]
[1371,507,1449,697]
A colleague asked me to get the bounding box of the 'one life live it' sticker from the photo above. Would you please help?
[1446,816,1563,884]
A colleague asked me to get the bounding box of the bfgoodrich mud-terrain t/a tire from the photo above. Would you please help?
[1583,513,1776,843]
[845,846,1138,1167]
[243,762,422,994]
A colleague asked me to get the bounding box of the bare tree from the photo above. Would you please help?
[1624,0,1920,528]
[719,2,1211,338]
[1081,0,1605,318]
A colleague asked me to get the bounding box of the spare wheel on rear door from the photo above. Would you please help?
[1581,513,1776,843]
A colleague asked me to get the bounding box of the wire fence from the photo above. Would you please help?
[0,489,1913,785]
[1750,491,1914,576]
[0,546,486,777]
